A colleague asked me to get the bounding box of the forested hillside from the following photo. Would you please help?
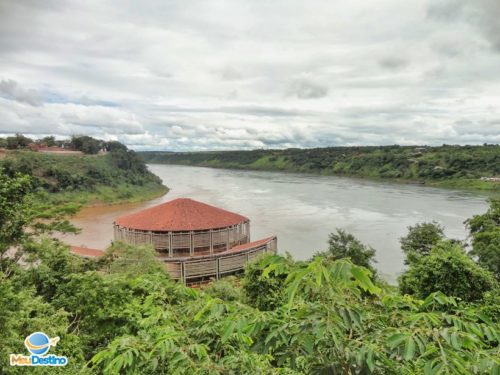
[0,136,167,205]
[140,145,500,190]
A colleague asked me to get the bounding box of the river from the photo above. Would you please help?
[61,164,489,282]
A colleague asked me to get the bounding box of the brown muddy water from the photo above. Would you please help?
[61,164,490,282]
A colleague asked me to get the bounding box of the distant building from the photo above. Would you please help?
[480,177,500,182]
[28,143,83,155]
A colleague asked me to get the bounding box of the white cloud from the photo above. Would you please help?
[0,0,499,150]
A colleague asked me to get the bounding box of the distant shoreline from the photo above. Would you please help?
[140,145,500,194]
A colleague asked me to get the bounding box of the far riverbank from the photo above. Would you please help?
[139,145,500,193]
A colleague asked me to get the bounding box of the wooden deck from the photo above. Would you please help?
[163,236,277,283]
[70,236,278,284]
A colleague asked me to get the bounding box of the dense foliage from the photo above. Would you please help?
[0,139,166,205]
[0,134,112,154]
[140,144,500,190]
[467,199,500,280]
[399,240,496,302]
[400,222,445,264]
[0,173,499,374]
[316,229,377,272]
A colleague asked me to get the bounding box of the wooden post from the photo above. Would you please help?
[190,231,194,256]
[210,230,213,254]
[226,228,230,250]
[181,262,186,284]
[216,258,220,280]
[169,233,173,258]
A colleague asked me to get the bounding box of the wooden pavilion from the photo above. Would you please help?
[113,198,277,283]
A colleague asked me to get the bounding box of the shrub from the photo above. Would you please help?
[241,254,292,310]
[316,229,377,272]
[399,241,496,302]
[400,222,444,264]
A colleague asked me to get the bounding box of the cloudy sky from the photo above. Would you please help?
[0,0,499,150]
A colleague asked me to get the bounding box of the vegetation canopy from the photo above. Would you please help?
[0,135,167,205]
[0,171,498,374]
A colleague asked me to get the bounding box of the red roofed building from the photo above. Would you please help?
[114,198,277,283]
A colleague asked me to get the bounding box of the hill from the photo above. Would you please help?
[0,147,167,205]
[140,144,500,191]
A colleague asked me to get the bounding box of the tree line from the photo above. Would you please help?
[0,133,131,155]
[140,145,500,189]
[0,136,165,203]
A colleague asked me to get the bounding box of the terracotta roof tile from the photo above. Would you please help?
[114,198,249,231]
[230,236,276,252]
[70,246,104,258]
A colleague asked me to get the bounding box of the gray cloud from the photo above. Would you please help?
[379,57,408,70]
[0,79,42,106]
[0,1,498,150]
[428,0,500,52]
[287,79,328,99]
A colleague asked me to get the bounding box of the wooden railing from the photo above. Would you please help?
[114,221,251,255]
[164,236,277,283]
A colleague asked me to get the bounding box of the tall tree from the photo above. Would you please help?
[400,222,444,264]
[467,199,500,280]
[317,229,377,272]
[399,240,496,302]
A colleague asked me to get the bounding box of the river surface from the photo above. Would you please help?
[62,164,489,282]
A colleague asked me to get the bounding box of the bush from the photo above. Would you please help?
[204,276,242,301]
[241,254,291,310]
[399,241,496,302]
[467,199,500,280]
[400,222,444,264]
[316,229,377,273]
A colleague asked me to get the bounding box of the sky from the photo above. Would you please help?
[0,0,499,151]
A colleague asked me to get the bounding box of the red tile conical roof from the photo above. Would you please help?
[114,198,248,231]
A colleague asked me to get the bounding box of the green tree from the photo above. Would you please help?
[0,274,87,374]
[467,199,500,280]
[241,254,292,310]
[105,140,128,152]
[317,229,377,272]
[40,135,57,146]
[70,135,102,154]
[400,221,444,264]
[92,255,499,374]
[5,133,33,149]
[0,172,79,277]
[104,241,166,276]
[399,241,496,302]
[0,172,32,275]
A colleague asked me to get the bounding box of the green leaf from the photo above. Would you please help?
[387,333,407,349]
[351,265,381,295]
[366,350,375,372]
[450,332,460,350]
[303,335,314,354]
[403,337,416,361]
[221,321,236,342]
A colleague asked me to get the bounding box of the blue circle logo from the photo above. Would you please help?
[24,332,51,356]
